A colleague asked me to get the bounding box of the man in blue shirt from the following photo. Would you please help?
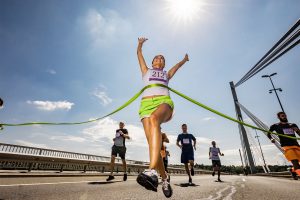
[176,124,196,185]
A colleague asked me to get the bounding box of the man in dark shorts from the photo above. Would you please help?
[107,122,130,181]
[176,124,196,185]
[268,112,300,179]
[209,141,224,182]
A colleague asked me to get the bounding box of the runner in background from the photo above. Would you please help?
[268,112,300,179]
[209,141,224,182]
[176,124,196,185]
[107,122,130,181]
[161,132,170,173]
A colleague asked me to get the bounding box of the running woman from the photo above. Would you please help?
[176,124,196,185]
[107,122,130,181]
[268,112,300,178]
[209,141,224,182]
[136,37,189,198]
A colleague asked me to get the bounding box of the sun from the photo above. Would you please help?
[165,0,205,23]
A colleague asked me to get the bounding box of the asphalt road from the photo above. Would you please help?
[0,174,299,200]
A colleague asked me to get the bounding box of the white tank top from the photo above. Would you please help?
[210,147,220,160]
[142,68,169,97]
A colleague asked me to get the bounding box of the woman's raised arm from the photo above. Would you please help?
[167,54,189,80]
[137,37,149,76]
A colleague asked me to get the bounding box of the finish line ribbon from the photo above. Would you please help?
[1,84,299,140]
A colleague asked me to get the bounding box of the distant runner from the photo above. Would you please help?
[209,141,224,182]
[176,124,196,185]
[107,122,130,181]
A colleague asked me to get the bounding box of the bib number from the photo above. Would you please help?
[183,138,190,144]
[151,71,166,79]
[283,128,294,135]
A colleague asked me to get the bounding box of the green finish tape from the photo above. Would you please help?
[1,84,299,140]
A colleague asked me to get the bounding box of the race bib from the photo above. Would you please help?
[149,70,167,83]
[183,138,190,144]
[116,130,123,137]
[283,128,294,135]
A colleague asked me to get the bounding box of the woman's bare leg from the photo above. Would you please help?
[141,104,172,179]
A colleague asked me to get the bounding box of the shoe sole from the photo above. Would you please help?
[291,172,298,180]
[163,186,173,198]
[137,174,157,192]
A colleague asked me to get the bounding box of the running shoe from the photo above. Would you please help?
[188,177,192,185]
[295,169,300,176]
[212,171,215,176]
[136,169,158,192]
[106,175,115,181]
[191,167,194,176]
[288,167,298,180]
[217,178,222,182]
[292,172,298,180]
[123,173,127,181]
[162,178,173,198]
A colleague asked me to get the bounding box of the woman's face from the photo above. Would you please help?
[152,55,165,69]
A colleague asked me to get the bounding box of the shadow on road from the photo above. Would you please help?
[88,181,123,185]
[174,183,200,187]
[214,180,225,183]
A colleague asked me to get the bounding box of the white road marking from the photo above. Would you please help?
[0,179,136,187]
[223,186,237,200]
[197,186,231,200]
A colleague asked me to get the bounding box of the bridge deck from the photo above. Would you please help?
[0,174,299,200]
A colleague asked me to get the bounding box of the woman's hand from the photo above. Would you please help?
[183,54,189,62]
[138,37,148,45]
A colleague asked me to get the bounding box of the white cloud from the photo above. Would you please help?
[27,100,74,111]
[50,135,86,143]
[81,117,148,161]
[195,136,213,144]
[46,69,56,75]
[202,117,216,121]
[92,85,112,106]
[82,117,146,147]
[79,9,132,47]
[14,140,48,149]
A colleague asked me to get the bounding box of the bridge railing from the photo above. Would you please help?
[0,143,211,175]
[0,143,145,165]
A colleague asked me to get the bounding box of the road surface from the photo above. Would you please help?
[0,174,299,200]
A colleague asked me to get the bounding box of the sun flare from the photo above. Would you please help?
[165,0,204,22]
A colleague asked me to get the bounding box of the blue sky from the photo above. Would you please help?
[0,0,299,166]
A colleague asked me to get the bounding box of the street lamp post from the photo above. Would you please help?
[262,73,285,113]
[254,129,269,173]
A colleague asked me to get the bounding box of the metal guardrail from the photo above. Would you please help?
[0,143,211,175]
[0,143,146,165]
